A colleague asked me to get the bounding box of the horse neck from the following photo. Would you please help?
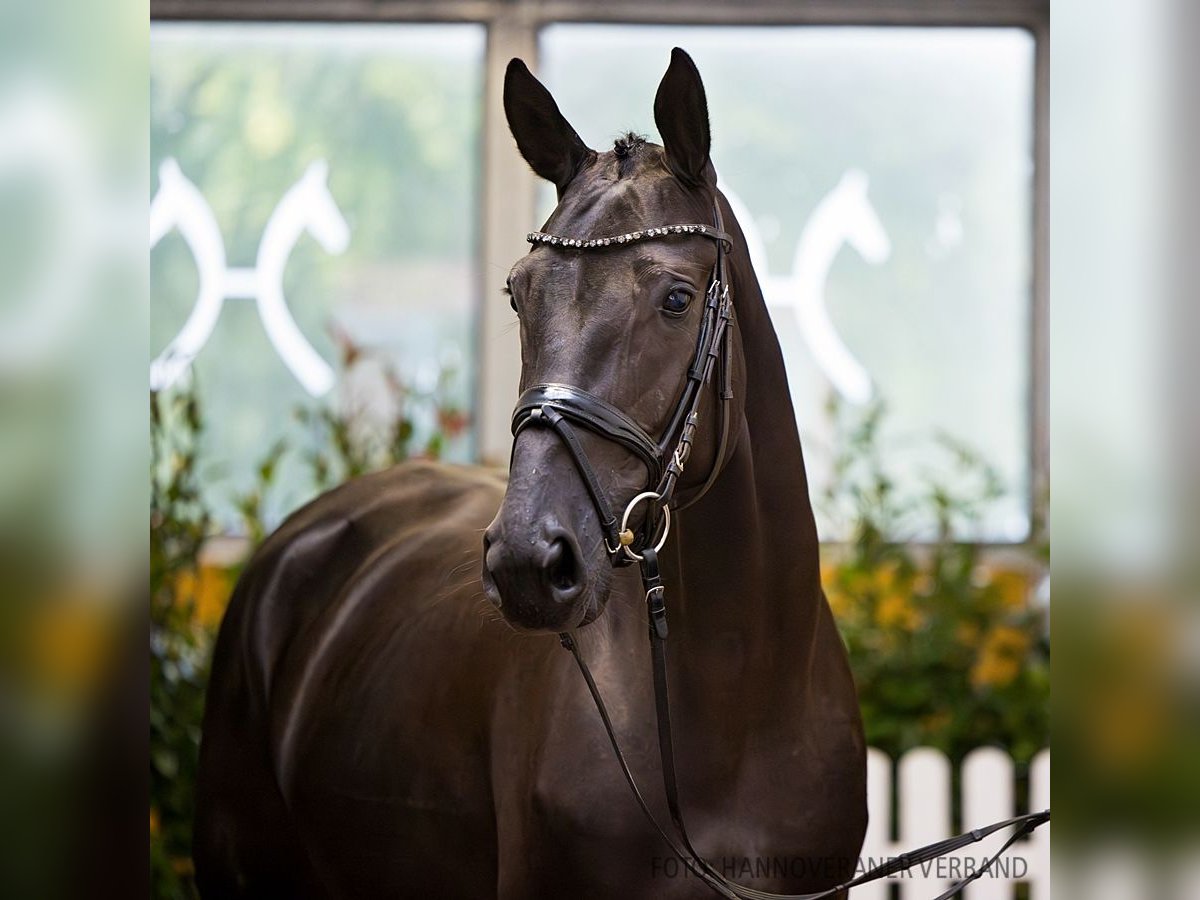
[671,219,823,691]
[256,188,310,271]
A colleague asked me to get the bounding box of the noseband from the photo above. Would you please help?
[511,208,736,565]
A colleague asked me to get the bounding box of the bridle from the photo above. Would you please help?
[507,201,1049,900]
[512,210,735,571]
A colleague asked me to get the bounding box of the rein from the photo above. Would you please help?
[509,204,1049,899]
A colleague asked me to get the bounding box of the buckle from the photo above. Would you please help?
[646,585,668,640]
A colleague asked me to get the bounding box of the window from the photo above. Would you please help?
[150,23,484,525]
[539,25,1037,541]
[149,3,1046,544]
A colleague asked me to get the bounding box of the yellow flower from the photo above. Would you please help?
[871,559,909,595]
[825,585,852,619]
[990,625,1030,654]
[876,591,922,632]
[990,570,1030,610]
[176,566,234,629]
[970,625,1030,689]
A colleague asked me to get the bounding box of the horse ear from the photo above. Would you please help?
[653,48,713,187]
[504,58,592,196]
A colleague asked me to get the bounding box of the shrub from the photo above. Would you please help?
[150,389,212,898]
[820,402,1050,765]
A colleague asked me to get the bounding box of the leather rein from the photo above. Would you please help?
[508,203,1049,900]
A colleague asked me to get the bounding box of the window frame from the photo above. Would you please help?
[150,0,1050,545]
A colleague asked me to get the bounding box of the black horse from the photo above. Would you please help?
[195,49,867,898]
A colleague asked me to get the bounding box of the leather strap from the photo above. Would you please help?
[513,404,622,552]
[558,631,743,900]
[653,278,733,511]
[514,383,662,480]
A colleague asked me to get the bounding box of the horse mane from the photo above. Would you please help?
[613,131,647,176]
[612,131,646,157]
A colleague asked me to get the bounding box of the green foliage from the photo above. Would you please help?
[233,438,287,547]
[150,389,211,899]
[237,340,469,535]
[150,31,482,529]
[821,401,1050,766]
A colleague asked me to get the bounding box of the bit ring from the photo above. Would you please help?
[619,491,671,562]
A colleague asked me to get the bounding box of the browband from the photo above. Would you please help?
[527,223,733,252]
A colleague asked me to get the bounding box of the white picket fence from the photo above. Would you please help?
[860,747,1050,899]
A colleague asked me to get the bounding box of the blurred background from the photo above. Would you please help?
[148,3,1052,897]
[0,0,1197,897]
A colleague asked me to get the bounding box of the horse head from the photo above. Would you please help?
[830,169,890,266]
[482,50,746,633]
[150,158,229,391]
[289,160,350,255]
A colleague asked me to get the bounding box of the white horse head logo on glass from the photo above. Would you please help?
[150,158,350,396]
[723,169,891,405]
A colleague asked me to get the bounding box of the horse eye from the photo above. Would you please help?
[663,287,693,314]
[504,282,518,314]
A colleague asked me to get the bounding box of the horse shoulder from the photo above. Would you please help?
[214,460,505,703]
[198,460,510,895]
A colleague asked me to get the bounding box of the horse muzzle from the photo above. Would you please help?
[481,512,607,632]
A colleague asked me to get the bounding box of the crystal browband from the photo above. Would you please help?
[526,223,732,251]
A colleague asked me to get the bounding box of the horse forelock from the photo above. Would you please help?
[612,131,647,176]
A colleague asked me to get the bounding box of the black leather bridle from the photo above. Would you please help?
[509,203,1049,900]
[512,213,735,569]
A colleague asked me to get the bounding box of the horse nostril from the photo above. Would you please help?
[481,529,503,608]
[545,536,581,596]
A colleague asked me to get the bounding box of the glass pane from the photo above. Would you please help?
[151,23,484,528]
[539,26,1035,541]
